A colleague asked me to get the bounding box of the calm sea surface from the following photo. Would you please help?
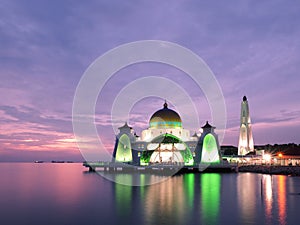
[1,163,300,225]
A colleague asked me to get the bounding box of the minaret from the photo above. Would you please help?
[238,96,254,155]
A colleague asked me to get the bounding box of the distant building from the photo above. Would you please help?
[112,101,222,166]
[238,96,254,155]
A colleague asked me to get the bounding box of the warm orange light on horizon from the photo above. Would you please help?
[278,153,283,158]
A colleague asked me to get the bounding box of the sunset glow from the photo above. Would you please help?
[1,1,299,161]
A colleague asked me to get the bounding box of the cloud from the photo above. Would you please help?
[1,0,300,161]
[0,104,77,156]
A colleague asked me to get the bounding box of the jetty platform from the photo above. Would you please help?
[83,162,300,176]
[83,162,238,174]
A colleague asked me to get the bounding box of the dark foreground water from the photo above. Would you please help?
[1,163,300,225]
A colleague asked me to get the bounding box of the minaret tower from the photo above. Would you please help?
[238,96,254,155]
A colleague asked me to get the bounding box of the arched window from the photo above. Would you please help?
[115,134,133,162]
[201,134,220,163]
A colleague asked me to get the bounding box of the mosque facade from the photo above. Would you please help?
[112,101,222,166]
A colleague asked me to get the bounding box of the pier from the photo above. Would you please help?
[83,162,300,176]
[83,162,238,174]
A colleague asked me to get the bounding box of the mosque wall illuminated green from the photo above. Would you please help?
[180,145,194,166]
[115,134,133,162]
[201,134,220,164]
[140,150,154,166]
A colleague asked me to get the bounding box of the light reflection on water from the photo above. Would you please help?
[237,173,261,223]
[201,173,220,225]
[261,175,289,225]
[0,163,299,225]
[261,174,273,224]
[277,175,287,225]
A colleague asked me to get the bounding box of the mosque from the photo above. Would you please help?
[112,101,222,166]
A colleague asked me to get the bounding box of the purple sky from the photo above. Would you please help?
[1,0,299,162]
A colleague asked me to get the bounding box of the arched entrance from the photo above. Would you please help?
[142,133,194,165]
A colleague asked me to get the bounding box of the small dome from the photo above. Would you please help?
[149,101,182,128]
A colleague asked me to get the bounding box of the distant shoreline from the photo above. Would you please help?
[238,165,300,176]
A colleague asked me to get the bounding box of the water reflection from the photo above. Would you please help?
[184,174,194,208]
[277,176,287,225]
[113,173,222,225]
[1,162,298,225]
[236,173,289,225]
[201,173,221,225]
[115,175,133,218]
[237,173,260,222]
[261,174,273,224]
[104,173,287,225]
[11,163,88,207]
[111,172,292,225]
[142,176,186,225]
[1,163,298,225]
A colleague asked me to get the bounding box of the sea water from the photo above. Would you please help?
[1,163,300,225]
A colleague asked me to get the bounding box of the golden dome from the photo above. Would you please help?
[149,101,182,128]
